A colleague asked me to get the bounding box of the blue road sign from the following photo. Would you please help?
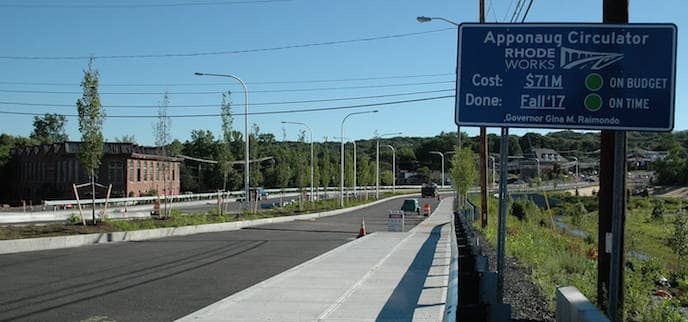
[455,23,677,131]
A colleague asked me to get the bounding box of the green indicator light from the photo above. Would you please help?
[585,94,603,111]
[585,73,603,91]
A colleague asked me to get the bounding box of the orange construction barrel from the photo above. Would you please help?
[423,203,431,216]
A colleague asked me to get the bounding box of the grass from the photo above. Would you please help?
[0,191,409,240]
[471,194,687,321]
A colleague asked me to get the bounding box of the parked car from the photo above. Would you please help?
[253,187,269,200]
[401,198,421,215]
[421,183,438,198]
[238,188,270,202]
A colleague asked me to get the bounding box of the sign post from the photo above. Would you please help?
[388,210,405,232]
[456,23,677,313]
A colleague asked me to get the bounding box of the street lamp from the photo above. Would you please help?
[570,156,580,183]
[417,16,461,148]
[282,121,314,200]
[341,111,378,207]
[194,72,250,207]
[416,16,460,26]
[376,132,402,199]
[430,151,445,188]
[383,144,396,193]
[333,136,357,198]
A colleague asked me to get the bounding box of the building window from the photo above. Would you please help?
[172,165,175,181]
[128,160,134,182]
[108,161,123,182]
[137,161,141,182]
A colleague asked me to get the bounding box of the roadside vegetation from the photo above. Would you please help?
[0,191,406,241]
[473,193,687,321]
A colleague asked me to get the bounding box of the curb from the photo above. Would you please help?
[0,193,418,255]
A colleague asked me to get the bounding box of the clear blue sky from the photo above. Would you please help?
[0,0,685,145]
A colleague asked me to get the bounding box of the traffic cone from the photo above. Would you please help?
[357,218,367,238]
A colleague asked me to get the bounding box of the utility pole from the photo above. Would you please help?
[479,0,489,228]
[599,1,628,320]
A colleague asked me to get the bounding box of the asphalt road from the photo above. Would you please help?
[0,195,441,322]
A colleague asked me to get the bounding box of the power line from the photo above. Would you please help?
[520,0,535,22]
[0,73,454,87]
[489,0,500,22]
[0,28,454,60]
[0,0,290,8]
[502,0,516,22]
[510,0,525,22]
[0,95,453,118]
[0,81,454,95]
[0,89,455,109]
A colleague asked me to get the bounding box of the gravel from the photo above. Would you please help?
[475,231,555,322]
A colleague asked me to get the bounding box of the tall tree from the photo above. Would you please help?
[30,113,68,144]
[319,145,332,188]
[450,147,478,206]
[249,123,263,188]
[76,58,105,224]
[294,130,308,191]
[219,91,235,191]
[154,92,171,216]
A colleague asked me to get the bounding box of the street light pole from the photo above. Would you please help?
[430,151,445,188]
[376,132,402,199]
[341,111,377,207]
[194,72,250,207]
[281,121,314,200]
[384,144,396,193]
[334,137,357,197]
[489,156,496,188]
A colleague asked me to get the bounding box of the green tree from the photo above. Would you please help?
[30,113,68,144]
[218,91,235,191]
[670,210,688,271]
[319,146,332,188]
[417,166,432,183]
[450,147,478,206]
[154,92,172,216]
[168,139,183,156]
[248,123,263,188]
[114,134,136,144]
[651,199,666,221]
[76,59,105,224]
[358,153,374,198]
[294,130,308,191]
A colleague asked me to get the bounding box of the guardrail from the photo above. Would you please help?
[30,181,593,210]
[38,186,422,209]
[443,207,459,322]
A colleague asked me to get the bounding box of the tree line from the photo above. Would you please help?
[1,60,687,194]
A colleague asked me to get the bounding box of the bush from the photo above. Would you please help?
[67,213,81,224]
[651,199,666,221]
[511,198,539,221]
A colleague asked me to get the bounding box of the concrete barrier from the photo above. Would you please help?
[0,193,417,255]
[556,286,610,322]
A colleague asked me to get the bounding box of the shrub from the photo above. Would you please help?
[651,199,666,221]
[511,198,539,222]
[67,213,81,224]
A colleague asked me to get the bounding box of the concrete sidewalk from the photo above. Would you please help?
[178,197,455,322]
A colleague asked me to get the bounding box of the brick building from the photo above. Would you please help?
[6,142,182,202]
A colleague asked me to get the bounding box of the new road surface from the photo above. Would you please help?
[0,195,441,321]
